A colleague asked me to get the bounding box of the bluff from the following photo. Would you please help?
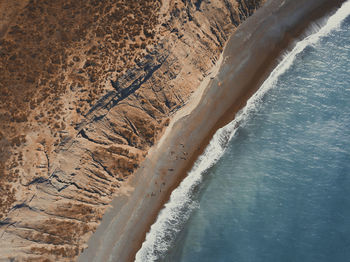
[0,0,264,260]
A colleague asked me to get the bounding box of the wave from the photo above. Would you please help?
[135,2,350,261]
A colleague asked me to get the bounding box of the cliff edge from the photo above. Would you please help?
[0,0,264,260]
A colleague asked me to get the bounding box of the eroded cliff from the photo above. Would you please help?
[0,0,264,260]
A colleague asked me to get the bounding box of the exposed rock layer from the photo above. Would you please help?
[0,0,264,260]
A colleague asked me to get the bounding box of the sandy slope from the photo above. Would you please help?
[0,0,264,260]
[78,0,346,261]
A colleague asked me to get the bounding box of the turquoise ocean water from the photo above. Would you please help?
[136,3,350,262]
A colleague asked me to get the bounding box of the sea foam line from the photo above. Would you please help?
[135,2,350,261]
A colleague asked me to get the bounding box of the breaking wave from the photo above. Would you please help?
[135,2,350,261]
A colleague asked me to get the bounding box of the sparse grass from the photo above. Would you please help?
[0,0,162,218]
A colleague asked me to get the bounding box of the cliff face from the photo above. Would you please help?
[0,0,264,260]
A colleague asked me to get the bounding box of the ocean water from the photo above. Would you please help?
[136,2,350,262]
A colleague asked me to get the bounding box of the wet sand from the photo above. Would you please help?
[78,0,346,261]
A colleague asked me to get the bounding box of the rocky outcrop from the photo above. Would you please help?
[0,0,265,260]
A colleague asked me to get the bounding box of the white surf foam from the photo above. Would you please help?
[135,2,350,261]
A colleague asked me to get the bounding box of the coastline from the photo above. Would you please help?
[1,1,267,260]
[79,0,346,261]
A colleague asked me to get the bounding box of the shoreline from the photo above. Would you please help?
[78,0,346,261]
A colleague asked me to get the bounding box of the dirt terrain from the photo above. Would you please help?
[0,0,264,260]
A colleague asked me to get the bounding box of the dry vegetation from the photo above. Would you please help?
[0,0,161,219]
[0,0,265,260]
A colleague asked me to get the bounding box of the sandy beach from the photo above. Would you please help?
[78,0,346,261]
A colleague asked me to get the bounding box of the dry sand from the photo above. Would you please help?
[78,0,346,261]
